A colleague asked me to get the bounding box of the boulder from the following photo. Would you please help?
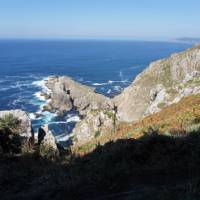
[0,109,34,153]
[73,110,115,145]
[38,124,59,158]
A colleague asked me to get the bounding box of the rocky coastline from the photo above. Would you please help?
[1,45,200,149]
[40,45,200,146]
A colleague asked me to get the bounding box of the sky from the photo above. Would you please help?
[0,0,200,40]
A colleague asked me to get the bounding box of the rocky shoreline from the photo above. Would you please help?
[1,45,200,149]
[39,45,200,146]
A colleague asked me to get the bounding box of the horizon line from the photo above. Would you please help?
[0,37,195,44]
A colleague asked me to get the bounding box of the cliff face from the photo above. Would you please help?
[0,109,34,141]
[42,45,200,146]
[0,110,34,153]
[114,45,200,122]
[45,76,114,116]
[44,76,115,145]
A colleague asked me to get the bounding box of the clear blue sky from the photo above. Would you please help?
[0,0,200,40]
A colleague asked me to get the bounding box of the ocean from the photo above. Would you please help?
[0,39,192,145]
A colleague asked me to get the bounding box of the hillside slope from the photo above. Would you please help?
[114,45,200,122]
[74,94,200,154]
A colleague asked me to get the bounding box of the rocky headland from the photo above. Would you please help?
[41,45,200,146]
[1,45,200,149]
[1,45,200,200]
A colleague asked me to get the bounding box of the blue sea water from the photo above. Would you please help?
[0,39,192,144]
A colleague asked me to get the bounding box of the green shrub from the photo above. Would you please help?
[39,144,58,159]
[157,102,166,109]
[0,114,20,134]
[0,114,21,153]
[94,130,101,138]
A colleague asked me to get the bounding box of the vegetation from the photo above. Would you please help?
[0,114,21,153]
[0,94,200,199]
[73,94,200,154]
[1,130,200,199]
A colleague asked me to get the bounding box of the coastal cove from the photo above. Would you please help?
[0,40,192,145]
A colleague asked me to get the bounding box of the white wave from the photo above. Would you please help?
[48,115,80,125]
[32,80,45,88]
[0,87,10,91]
[66,115,80,123]
[107,89,111,94]
[48,121,68,125]
[29,113,36,120]
[93,82,108,86]
[34,92,46,101]
[113,86,122,92]
[56,133,73,142]
[93,79,128,86]
[0,81,33,92]
[41,111,57,124]
[129,65,143,69]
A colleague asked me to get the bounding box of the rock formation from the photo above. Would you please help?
[72,110,116,145]
[0,109,34,152]
[41,45,200,146]
[44,76,115,145]
[45,76,114,116]
[38,124,59,158]
[114,45,200,122]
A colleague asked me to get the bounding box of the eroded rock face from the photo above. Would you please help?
[114,45,200,122]
[38,124,59,158]
[45,76,114,116]
[73,110,115,145]
[0,109,34,151]
[44,76,115,146]
[42,45,200,146]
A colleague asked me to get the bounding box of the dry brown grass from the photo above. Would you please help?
[73,94,200,155]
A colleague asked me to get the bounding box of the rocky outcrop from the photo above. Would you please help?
[114,45,200,122]
[38,124,59,158]
[0,109,34,152]
[73,110,116,145]
[44,76,115,145]
[42,45,200,146]
[45,76,114,116]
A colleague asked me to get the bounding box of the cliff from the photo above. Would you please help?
[114,45,200,122]
[41,45,200,146]
[45,76,114,116]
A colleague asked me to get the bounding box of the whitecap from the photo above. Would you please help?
[106,89,111,94]
[48,121,68,125]
[66,115,80,123]
[129,65,143,69]
[41,111,57,124]
[93,82,108,86]
[113,86,122,92]
[56,133,73,142]
[32,80,45,88]
[0,87,10,92]
[29,113,36,120]
[34,92,46,101]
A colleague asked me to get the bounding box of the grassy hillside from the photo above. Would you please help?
[1,128,200,199]
[73,94,200,155]
[1,94,200,199]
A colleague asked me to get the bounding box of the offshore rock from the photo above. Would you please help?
[45,76,114,116]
